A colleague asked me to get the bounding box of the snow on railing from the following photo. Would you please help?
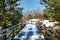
[0,22,22,40]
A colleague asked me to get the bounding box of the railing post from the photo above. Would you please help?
[11,27,15,40]
[43,24,47,40]
[3,31,6,40]
[18,23,21,31]
[3,35,6,40]
[19,23,21,30]
[0,29,3,40]
[52,26,57,40]
[0,23,21,40]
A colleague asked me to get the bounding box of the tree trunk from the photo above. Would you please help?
[2,0,7,40]
[2,0,7,30]
[3,14,6,29]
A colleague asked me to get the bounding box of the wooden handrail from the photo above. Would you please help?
[0,22,22,40]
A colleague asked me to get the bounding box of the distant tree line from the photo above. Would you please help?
[22,10,44,21]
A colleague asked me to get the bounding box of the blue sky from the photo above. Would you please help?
[20,0,45,14]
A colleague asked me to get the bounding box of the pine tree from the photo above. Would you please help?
[40,0,60,21]
[0,0,23,29]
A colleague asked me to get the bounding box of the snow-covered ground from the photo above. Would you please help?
[14,24,44,40]
[26,19,40,24]
[26,19,58,28]
[40,20,58,28]
[14,19,59,40]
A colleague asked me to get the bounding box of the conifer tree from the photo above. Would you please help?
[0,0,23,29]
[40,0,60,21]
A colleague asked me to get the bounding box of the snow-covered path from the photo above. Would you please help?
[14,24,44,40]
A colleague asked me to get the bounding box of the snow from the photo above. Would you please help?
[40,19,58,28]
[30,34,44,40]
[45,22,55,27]
[14,19,58,40]
[14,24,44,40]
[26,19,40,24]
[29,19,40,21]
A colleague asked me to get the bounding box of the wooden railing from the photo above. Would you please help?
[0,22,23,40]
